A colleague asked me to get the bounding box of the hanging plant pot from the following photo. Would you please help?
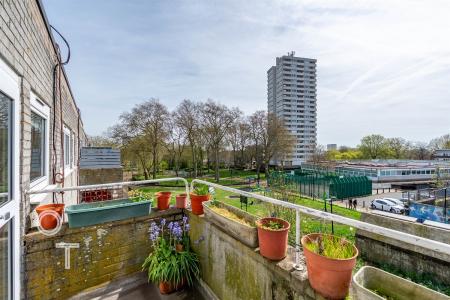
[159,281,175,294]
[190,193,210,215]
[175,194,187,209]
[256,217,290,260]
[301,233,358,300]
[156,192,171,210]
[35,204,65,230]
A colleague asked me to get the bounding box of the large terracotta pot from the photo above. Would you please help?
[190,193,210,215]
[156,192,171,210]
[35,204,65,230]
[256,217,290,260]
[176,194,187,209]
[301,233,358,300]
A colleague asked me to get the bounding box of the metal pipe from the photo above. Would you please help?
[294,208,301,270]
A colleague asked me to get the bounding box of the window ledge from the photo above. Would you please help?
[29,184,57,206]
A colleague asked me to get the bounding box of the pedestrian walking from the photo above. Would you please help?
[353,199,357,210]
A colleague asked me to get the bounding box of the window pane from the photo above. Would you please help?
[30,112,45,182]
[0,222,10,299]
[0,93,11,205]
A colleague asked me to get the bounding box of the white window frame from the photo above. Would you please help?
[0,55,21,300]
[29,93,50,191]
[63,125,75,175]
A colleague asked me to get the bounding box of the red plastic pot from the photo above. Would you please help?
[301,233,358,300]
[256,217,290,260]
[159,281,175,294]
[176,243,184,253]
[190,193,210,215]
[156,192,171,210]
[176,194,187,209]
[35,204,65,230]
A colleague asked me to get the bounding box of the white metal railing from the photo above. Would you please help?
[191,179,450,270]
[26,177,450,271]
[26,177,190,202]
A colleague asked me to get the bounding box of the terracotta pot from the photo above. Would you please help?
[156,192,171,210]
[175,243,184,252]
[190,193,210,215]
[35,204,65,230]
[159,281,175,294]
[176,194,187,209]
[256,217,290,260]
[301,233,358,300]
[176,278,186,291]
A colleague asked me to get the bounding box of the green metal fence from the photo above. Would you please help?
[268,168,372,199]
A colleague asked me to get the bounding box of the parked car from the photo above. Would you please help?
[383,198,407,207]
[370,199,405,214]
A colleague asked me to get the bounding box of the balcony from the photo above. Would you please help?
[25,178,450,300]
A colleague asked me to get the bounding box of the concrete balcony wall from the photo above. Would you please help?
[189,212,324,300]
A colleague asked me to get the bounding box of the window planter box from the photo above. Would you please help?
[66,198,152,228]
[352,266,448,300]
[202,200,258,248]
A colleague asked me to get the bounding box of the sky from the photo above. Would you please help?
[43,0,450,146]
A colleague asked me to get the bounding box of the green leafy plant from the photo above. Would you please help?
[193,184,209,196]
[305,234,355,259]
[128,190,152,202]
[262,220,284,230]
[142,218,200,287]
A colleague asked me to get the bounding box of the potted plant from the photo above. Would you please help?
[256,217,290,260]
[35,203,65,230]
[155,191,171,210]
[176,193,188,209]
[203,200,259,248]
[65,191,152,228]
[301,233,358,300]
[143,217,200,294]
[190,184,210,215]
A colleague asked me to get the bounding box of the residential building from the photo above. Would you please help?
[267,51,317,166]
[327,144,337,151]
[0,1,86,297]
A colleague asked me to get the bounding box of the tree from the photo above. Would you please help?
[88,135,117,147]
[386,137,407,159]
[359,134,387,159]
[174,100,201,177]
[429,134,450,150]
[164,114,187,176]
[249,111,266,182]
[118,99,168,179]
[201,100,240,182]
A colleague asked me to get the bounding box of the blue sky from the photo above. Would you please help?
[43,0,450,146]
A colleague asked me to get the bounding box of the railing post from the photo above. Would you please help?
[293,208,302,270]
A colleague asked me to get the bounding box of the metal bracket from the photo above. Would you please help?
[56,242,79,269]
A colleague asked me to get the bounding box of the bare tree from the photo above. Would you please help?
[201,100,240,182]
[164,114,187,176]
[119,99,169,179]
[174,100,201,177]
[248,111,267,183]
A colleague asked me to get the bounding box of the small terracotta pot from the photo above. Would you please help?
[159,281,175,294]
[301,233,358,300]
[190,193,210,215]
[256,217,290,260]
[175,243,184,252]
[156,192,171,210]
[35,204,65,230]
[176,194,187,209]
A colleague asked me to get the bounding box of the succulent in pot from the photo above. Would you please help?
[142,216,199,294]
[155,191,171,210]
[176,193,188,209]
[301,233,358,300]
[256,217,290,260]
[190,184,210,215]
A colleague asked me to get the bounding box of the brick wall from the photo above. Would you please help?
[0,1,87,233]
[23,208,184,300]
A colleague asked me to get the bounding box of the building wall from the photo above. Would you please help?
[267,53,317,166]
[0,1,87,233]
[23,209,183,299]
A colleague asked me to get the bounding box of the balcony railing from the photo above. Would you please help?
[27,177,450,271]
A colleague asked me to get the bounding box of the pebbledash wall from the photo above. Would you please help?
[0,0,87,233]
[356,212,450,285]
[23,209,183,299]
[189,212,325,300]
